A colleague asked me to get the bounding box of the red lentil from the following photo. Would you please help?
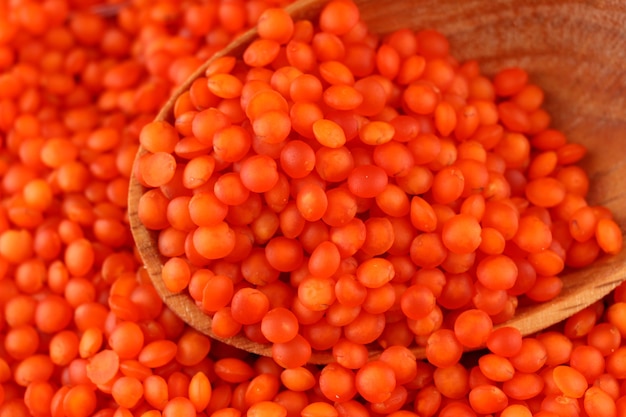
[0,0,624,416]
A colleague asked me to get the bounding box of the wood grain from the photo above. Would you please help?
[128,0,626,363]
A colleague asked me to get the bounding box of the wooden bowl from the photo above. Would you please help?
[129,0,626,363]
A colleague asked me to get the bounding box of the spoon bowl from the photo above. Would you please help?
[128,0,626,364]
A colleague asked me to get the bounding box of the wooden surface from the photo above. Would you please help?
[128,0,626,363]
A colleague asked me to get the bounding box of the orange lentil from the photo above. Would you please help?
[552,365,588,398]
[376,346,417,387]
[62,384,98,417]
[431,165,465,204]
[138,152,177,188]
[142,374,169,411]
[192,222,237,260]
[347,164,388,198]
[454,309,493,349]
[14,354,55,387]
[556,164,590,195]
[557,142,588,165]
[257,7,294,44]
[239,154,280,193]
[161,397,196,417]
[253,110,292,145]
[493,67,528,96]
[535,331,572,366]
[35,293,73,334]
[474,254,517,290]
[245,89,289,120]
[596,218,624,255]
[187,371,211,412]
[161,257,191,293]
[243,39,281,68]
[138,340,177,369]
[312,118,347,148]
[311,32,345,63]
[478,353,514,382]
[434,101,457,137]
[607,302,626,337]
[486,326,523,357]
[354,360,396,403]
[403,81,440,115]
[323,84,363,111]
[314,146,354,183]
[300,401,339,417]
[398,283,434,321]
[441,213,482,254]
[269,333,310,369]
[318,0,360,35]
[585,386,617,417]
[0,229,34,264]
[78,327,103,358]
[290,73,323,103]
[111,376,144,409]
[509,337,548,374]
[319,61,354,85]
[425,329,464,368]
[295,182,328,222]
[359,120,395,145]
[354,76,388,116]
[588,322,622,357]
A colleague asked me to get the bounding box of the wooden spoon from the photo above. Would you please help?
[128,0,626,364]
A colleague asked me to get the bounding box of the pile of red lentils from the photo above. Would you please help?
[1,0,625,416]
